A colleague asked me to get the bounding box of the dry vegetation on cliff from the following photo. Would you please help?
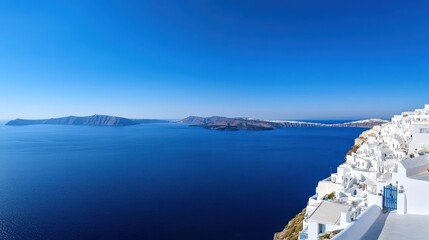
[273,208,306,240]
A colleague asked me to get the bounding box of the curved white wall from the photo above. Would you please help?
[333,205,381,240]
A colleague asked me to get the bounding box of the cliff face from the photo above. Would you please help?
[180,116,281,130]
[6,115,139,126]
[5,115,162,126]
[273,208,306,240]
[179,116,387,131]
[330,118,388,128]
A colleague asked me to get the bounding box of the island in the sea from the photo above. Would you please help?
[179,116,388,131]
[6,115,168,126]
[6,115,388,130]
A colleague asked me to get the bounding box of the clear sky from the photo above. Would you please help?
[0,0,428,120]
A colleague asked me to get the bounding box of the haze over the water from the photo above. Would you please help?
[0,1,428,120]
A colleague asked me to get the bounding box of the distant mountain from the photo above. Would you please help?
[178,116,324,131]
[6,115,387,129]
[328,118,387,128]
[179,116,388,131]
[6,115,168,126]
[180,116,277,130]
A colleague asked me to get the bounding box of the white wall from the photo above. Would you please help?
[397,163,429,214]
[397,192,407,214]
[337,166,350,184]
[308,221,342,240]
[409,123,429,152]
[333,205,381,240]
[307,222,319,240]
[316,179,343,200]
[325,224,342,233]
[367,193,383,208]
[398,178,429,214]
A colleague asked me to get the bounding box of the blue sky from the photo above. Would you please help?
[0,0,428,120]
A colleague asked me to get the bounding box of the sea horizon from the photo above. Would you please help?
[1,1,427,239]
[0,123,364,239]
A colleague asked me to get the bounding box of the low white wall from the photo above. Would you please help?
[316,179,343,200]
[367,193,383,208]
[308,194,318,205]
[326,224,342,232]
[333,205,381,240]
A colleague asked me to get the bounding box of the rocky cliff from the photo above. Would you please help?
[330,118,387,128]
[179,116,326,131]
[273,208,306,240]
[6,115,167,126]
[179,116,387,131]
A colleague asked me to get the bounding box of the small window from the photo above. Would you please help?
[319,224,326,234]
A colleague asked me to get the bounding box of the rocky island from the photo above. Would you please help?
[6,115,168,126]
[6,115,387,130]
[179,116,387,131]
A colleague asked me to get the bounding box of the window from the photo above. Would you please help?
[319,224,326,234]
[420,128,429,133]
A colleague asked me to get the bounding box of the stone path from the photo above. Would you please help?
[361,211,429,240]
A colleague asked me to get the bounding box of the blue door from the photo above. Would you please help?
[383,184,397,211]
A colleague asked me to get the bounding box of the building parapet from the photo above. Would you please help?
[332,205,381,240]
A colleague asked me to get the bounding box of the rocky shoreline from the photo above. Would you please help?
[5,115,169,126]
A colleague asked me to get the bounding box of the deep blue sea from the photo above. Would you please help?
[0,123,364,240]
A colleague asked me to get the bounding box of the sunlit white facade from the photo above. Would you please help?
[299,104,429,240]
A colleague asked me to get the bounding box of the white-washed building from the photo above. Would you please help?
[299,105,429,240]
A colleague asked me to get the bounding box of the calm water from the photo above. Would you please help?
[0,123,364,240]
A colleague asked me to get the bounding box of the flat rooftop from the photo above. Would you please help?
[410,171,429,181]
[401,155,429,181]
[307,201,351,225]
[362,212,429,240]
